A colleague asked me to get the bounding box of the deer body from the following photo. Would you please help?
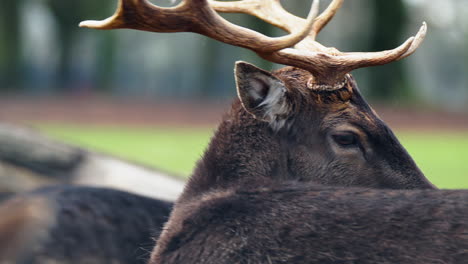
[152,185,468,264]
[0,185,172,264]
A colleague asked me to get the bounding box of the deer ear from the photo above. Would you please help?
[235,61,290,130]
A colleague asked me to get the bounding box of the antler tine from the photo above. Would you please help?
[396,22,427,61]
[338,37,415,70]
[211,0,343,40]
[264,23,425,86]
[208,0,255,13]
[310,0,344,40]
[80,0,319,53]
[211,0,342,50]
[209,0,303,34]
[338,22,427,70]
[79,0,192,32]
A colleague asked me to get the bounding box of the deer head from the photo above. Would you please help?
[80,0,434,196]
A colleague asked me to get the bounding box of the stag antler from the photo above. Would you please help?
[210,0,426,87]
[79,0,318,53]
[80,0,427,88]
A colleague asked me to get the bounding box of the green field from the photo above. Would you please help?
[37,124,468,189]
[397,132,468,189]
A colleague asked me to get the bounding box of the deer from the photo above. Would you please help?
[0,185,172,264]
[80,0,468,263]
[78,0,437,193]
[79,0,435,192]
[0,0,442,263]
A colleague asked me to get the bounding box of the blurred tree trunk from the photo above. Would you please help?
[199,38,220,97]
[95,32,117,92]
[47,0,116,92]
[0,0,22,91]
[367,0,409,100]
[55,26,75,91]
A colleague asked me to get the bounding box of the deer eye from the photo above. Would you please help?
[332,132,358,147]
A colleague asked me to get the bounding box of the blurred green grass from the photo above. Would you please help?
[37,124,468,189]
[38,124,213,177]
[397,132,468,189]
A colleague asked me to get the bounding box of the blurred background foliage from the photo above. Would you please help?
[0,0,466,109]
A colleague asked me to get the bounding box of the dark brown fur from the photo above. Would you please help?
[150,65,444,263]
[0,196,53,261]
[0,67,434,263]
[0,65,436,263]
[0,185,172,264]
[152,185,468,264]
[180,65,433,203]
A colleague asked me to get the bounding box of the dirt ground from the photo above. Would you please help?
[0,96,467,131]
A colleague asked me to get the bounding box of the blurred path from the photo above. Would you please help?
[0,96,467,131]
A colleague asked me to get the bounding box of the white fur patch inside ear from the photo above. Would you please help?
[248,78,269,101]
[256,77,289,131]
[235,61,291,131]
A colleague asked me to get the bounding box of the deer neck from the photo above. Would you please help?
[179,101,289,202]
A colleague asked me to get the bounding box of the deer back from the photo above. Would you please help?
[152,185,468,264]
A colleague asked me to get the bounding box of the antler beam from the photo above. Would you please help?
[80,0,427,88]
[79,0,319,53]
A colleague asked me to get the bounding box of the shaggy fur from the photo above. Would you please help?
[180,64,434,203]
[0,64,437,264]
[0,185,172,264]
[152,184,468,264]
[150,64,442,264]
